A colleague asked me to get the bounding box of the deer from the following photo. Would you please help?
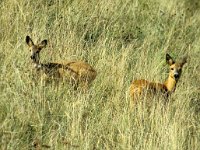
[129,53,187,108]
[25,36,97,90]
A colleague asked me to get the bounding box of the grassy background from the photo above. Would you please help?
[0,0,200,149]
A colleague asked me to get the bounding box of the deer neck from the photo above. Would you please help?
[164,75,177,92]
[33,62,43,71]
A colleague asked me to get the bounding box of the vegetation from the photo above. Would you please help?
[0,0,199,149]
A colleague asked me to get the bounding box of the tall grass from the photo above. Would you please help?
[0,0,199,149]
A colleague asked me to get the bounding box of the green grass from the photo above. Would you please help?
[0,0,200,149]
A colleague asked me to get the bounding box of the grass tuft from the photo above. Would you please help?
[0,0,199,149]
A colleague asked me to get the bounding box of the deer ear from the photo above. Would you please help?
[166,53,175,65]
[180,56,187,67]
[26,36,34,47]
[38,39,47,49]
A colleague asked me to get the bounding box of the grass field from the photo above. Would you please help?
[0,0,200,149]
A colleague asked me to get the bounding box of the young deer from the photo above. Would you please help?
[26,36,97,89]
[129,53,187,107]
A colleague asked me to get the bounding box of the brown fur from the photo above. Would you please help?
[130,54,187,108]
[26,36,97,89]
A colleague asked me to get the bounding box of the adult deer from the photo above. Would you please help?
[26,36,97,90]
[129,53,187,107]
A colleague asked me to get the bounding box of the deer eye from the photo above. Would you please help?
[171,68,174,71]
